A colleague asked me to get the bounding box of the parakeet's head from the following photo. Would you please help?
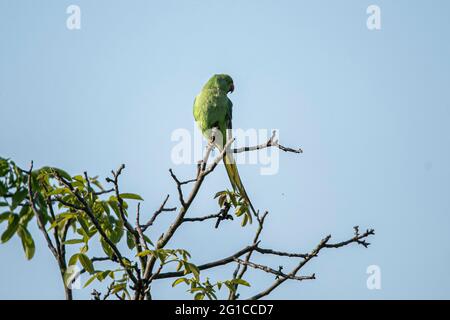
[203,74,234,94]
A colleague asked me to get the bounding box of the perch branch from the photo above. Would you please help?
[234,258,315,281]
[232,130,302,154]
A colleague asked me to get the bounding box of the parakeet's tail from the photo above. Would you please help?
[223,152,257,217]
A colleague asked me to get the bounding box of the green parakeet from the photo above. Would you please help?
[193,74,256,217]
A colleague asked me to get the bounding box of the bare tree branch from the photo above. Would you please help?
[253,247,310,259]
[154,244,258,280]
[229,211,268,299]
[246,227,375,300]
[141,194,176,231]
[234,258,315,281]
[324,226,375,249]
[232,130,303,154]
[94,188,114,196]
[182,203,233,228]
[136,203,149,252]
[169,169,186,207]
[105,165,136,236]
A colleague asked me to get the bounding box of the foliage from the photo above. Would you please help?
[0,157,250,300]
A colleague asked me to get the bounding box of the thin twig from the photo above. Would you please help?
[141,194,176,231]
[234,258,315,281]
[182,204,233,227]
[232,130,302,154]
[253,247,310,259]
[169,170,185,207]
[136,203,149,252]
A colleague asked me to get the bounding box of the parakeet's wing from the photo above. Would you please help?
[193,87,256,219]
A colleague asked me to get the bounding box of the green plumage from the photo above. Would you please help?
[193,74,256,216]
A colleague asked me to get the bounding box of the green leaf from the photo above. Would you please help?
[77,216,90,235]
[111,283,126,294]
[19,204,33,226]
[233,278,251,287]
[194,292,205,300]
[109,220,124,244]
[83,273,99,288]
[63,238,85,245]
[72,175,85,183]
[214,191,227,199]
[97,270,111,281]
[0,158,9,177]
[136,250,153,257]
[143,235,154,247]
[229,192,237,207]
[100,237,114,258]
[0,181,8,196]
[108,200,120,218]
[11,189,27,208]
[17,226,35,260]
[241,213,249,227]
[53,168,72,181]
[69,253,79,266]
[70,181,85,189]
[91,179,104,191]
[187,263,200,281]
[46,188,70,196]
[218,194,227,208]
[39,166,71,181]
[119,193,144,201]
[0,212,11,223]
[78,253,94,274]
[172,277,188,287]
[1,214,19,243]
[100,201,110,215]
[126,231,135,250]
[80,244,89,254]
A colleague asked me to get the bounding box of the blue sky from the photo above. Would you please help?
[1,0,450,299]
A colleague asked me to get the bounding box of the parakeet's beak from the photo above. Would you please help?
[229,83,234,93]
